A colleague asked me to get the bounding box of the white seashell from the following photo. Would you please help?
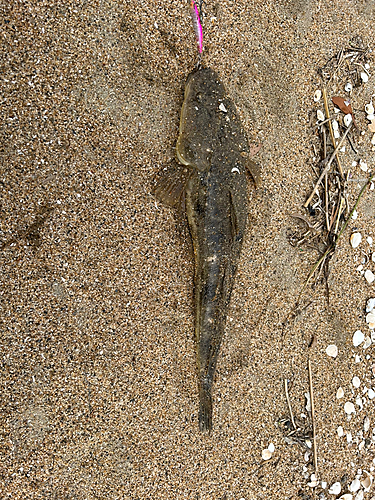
[334,107,341,113]
[332,119,339,131]
[357,265,364,272]
[317,109,325,121]
[355,354,361,363]
[365,103,374,115]
[363,336,372,349]
[361,471,373,490]
[352,210,358,220]
[339,495,353,500]
[334,130,340,139]
[367,236,373,246]
[359,159,368,172]
[268,442,275,453]
[344,114,353,127]
[355,490,364,500]
[367,113,375,121]
[368,388,375,399]
[351,232,362,248]
[337,425,344,437]
[219,103,227,112]
[356,396,363,409]
[345,82,353,92]
[231,167,240,174]
[366,298,375,312]
[344,402,356,415]
[365,270,375,284]
[347,432,353,443]
[262,449,272,460]
[353,376,361,388]
[371,134,375,145]
[321,481,327,489]
[373,252,375,262]
[350,479,361,492]
[361,72,369,83]
[313,90,322,102]
[329,482,342,495]
[365,63,370,69]
[364,416,370,432]
[326,344,338,357]
[337,387,344,399]
[353,330,365,346]
[366,313,375,326]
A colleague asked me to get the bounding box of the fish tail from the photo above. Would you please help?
[199,385,212,432]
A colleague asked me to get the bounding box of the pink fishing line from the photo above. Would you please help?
[190,0,203,54]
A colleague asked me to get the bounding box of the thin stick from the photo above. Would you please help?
[304,123,352,208]
[284,379,296,430]
[323,87,343,176]
[308,359,318,474]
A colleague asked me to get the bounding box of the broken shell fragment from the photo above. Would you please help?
[337,387,344,399]
[349,479,361,492]
[366,298,375,312]
[344,401,356,415]
[339,495,353,500]
[345,82,353,92]
[365,270,375,284]
[364,416,370,432]
[361,72,369,83]
[326,344,338,358]
[350,232,362,248]
[344,113,353,127]
[337,425,344,437]
[353,330,365,346]
[313,90,322,102]
[317,109,325,121]
[366,312,375,324]
[361,471,373,491]
[365,103,374,115]
[328,482,341,495]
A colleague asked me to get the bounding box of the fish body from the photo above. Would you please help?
[155,68,258,432]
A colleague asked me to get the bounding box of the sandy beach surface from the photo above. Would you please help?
[1,0,375,498]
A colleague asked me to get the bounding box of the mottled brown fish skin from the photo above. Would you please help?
[177,68,256,432]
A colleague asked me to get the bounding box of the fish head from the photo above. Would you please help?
[176,68,225,172]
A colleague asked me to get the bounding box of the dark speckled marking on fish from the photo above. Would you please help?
[154,67,259,432]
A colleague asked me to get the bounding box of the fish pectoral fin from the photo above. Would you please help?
[241,154,261,187]
[152,164,192,210]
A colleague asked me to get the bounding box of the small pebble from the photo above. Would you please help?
[365,270,375,284]
[361,72,369,83]
[326,344,338,358]
[344,402,356,415]
[329,482,341,495]
[351,232,362,248]
[268,443,275,453]
[353,376,361,388]
[337,425,344,437]
[353,330,365,346]
[367,236,373,246]
[262,449,272,460]
[314,90,322,102]
[337,387,344,399]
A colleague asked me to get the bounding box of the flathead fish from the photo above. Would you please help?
[154,67,259,432]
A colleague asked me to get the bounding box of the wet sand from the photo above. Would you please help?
[1,0,375,498]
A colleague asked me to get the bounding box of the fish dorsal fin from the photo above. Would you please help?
[152,164,192,211]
